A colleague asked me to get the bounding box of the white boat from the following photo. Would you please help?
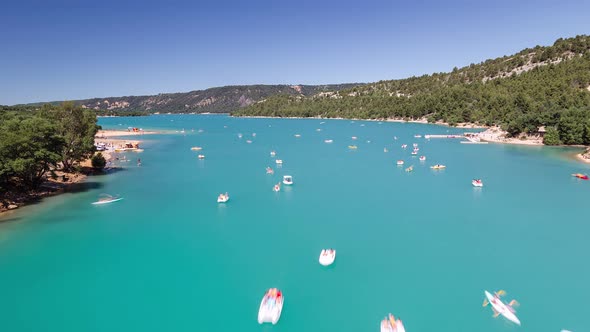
[381,314,405,332]
[414,134,422,138]
[217,193,229,203]
[238,133,243,138]
[275,159,283,165]
[419,156,426,161]
[384,148,388,153]
[191,146,203,151]
[266,167,274,174]
[316,128,322,132]
[411,151,418,155]
[246,140,252,144]
[252,133,256,137]
[413,143,418,148]
[430,164,446,170]
[484,291,520,325]
[472,179,483,187]
[283,175,293,185]
[401,144,407,149]
[273,183,281,192]
[397,160,404,165]
[270,151,276,157]
[352,136,358,140]
[324,139,333,143]
[92,194,123,205]
[258,288,283,324]
[294,134,301,137]
[198,154,205,159]
[319,249,336,266]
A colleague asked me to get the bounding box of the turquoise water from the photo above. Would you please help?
[1,115,589,332]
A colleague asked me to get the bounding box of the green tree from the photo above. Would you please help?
[542,127,561,145]
[91,153,106,170]
[0,116,64,189]
[41,102,99,172]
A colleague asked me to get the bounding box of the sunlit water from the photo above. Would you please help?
[1,115,589,332]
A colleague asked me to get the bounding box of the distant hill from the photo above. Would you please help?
[25,84,360,115]
[234,35,590,145]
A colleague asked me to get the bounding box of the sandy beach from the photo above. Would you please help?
[475,127,544,146]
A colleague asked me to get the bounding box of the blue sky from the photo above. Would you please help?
[1,0,589,105]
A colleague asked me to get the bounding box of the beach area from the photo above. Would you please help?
[0,129,158,214]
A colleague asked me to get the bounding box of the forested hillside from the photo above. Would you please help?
[27,84,359,116]
[234,36,590,145]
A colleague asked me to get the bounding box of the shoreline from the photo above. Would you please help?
[0,129,157,216]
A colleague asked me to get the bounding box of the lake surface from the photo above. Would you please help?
[1,115,589,332]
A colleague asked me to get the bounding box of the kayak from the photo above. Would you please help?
[485,291,520,325]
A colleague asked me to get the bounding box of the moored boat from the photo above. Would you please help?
[266,167,274,174]
[397,160,404,165]
[270,151,276,157]
[380,313,405,332]
[217,192,229,203]
[258,288,283,324]
[273,183,281,192]
[348,145,358,149]
[430,164,446,170]
[572,173,589,180]
[401,144,407,149]
[483,290,520,325]
[324,139,333,143]
[319,249,336,266]
[190,146,202,151]
[276,159,283,165]
[283,175,293,185]
[472,179,483,187]
[198,154,205,159]
[419,156,426,161]
[405,165,413,172]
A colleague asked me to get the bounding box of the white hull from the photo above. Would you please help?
[258,294,283,324]
[92,197,123,205]
[283,176,293,185]
[472,181,483,187]
[319,250,336,266]
[485,291,520,325]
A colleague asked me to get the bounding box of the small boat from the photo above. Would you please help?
[273,183,281,192]
[198,129,204,133]
[198,154,205,159]
[405,165,413,172]
[483,290,520,325]
[381,314,406,332]
[430,164,446,170]
[275,159,283,165]
[283,175,293,185]
[258,288,283,324]
[572,173,589,180]
[238,133,243,138]
[319,249,336,266]
[252,133,256,137]
[413,143,418,148]
[294,134,301,137]
[316,128,322,132]
[348,145,358,149]
[472,179,483,187]
[397,160,404,165]
[320,121,325,124]
[411,151,418,155]
[246,140,252,144]
[413,147,419,152]
[360,124,365,127]
[217,192,229,203]
[270,151,276,157]
[190,146,202,151]
[92,194,123,205]
[414,134,422,138]
[324,139,333,143]
[266,167,274,174]
[384,148,388,153]
[352,136,358,140]
[401,144,407,149]
[419,156,426,161]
